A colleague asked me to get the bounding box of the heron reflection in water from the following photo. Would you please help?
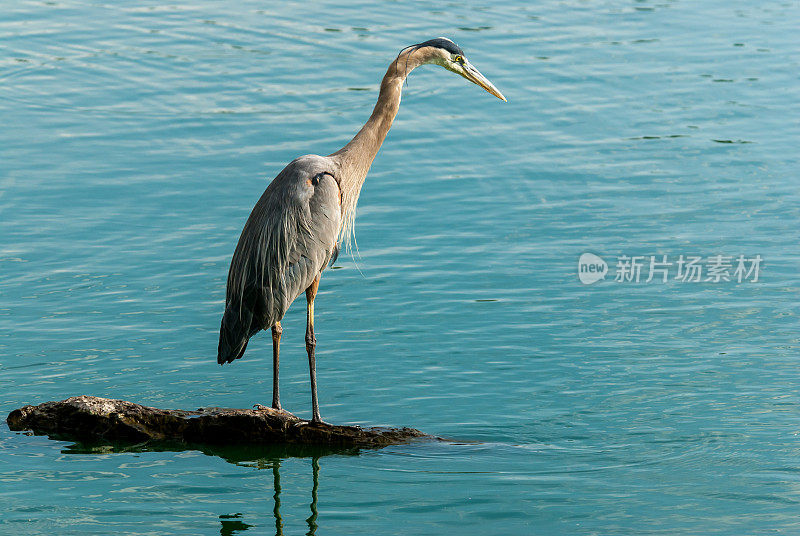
[218,456,321,536]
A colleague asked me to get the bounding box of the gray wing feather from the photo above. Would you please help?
[218,155,341,363]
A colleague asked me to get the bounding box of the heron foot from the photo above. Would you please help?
[310,418,331,427]
[294,418,331,428]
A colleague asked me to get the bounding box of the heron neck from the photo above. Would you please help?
[330,51,421,181]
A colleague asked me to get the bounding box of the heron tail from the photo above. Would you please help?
[217,306,252,364]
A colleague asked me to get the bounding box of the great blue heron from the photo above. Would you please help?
[218,38,505,424]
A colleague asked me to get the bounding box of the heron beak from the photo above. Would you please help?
[461,60,506,102]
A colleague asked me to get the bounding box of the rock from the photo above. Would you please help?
[6,396,429,449]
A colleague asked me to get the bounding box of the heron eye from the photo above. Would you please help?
[453,55,464,64]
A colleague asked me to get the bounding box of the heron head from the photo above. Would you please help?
[409,37,506,102]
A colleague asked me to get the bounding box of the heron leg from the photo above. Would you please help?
[271,322,282,410]
[306,274,323,424]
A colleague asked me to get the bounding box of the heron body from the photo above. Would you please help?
[217,38,505,424]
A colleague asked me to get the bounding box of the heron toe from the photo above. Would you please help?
[294,418,331,428]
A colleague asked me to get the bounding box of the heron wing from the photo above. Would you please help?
[218,156,341,363]
[281,171,342,309]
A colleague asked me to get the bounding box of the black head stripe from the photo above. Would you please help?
[411,38,464,56]
[395,38,464,79]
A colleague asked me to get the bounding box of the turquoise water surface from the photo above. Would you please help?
[2,1,799,534]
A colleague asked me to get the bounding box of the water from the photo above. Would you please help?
[1,0,799,534]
